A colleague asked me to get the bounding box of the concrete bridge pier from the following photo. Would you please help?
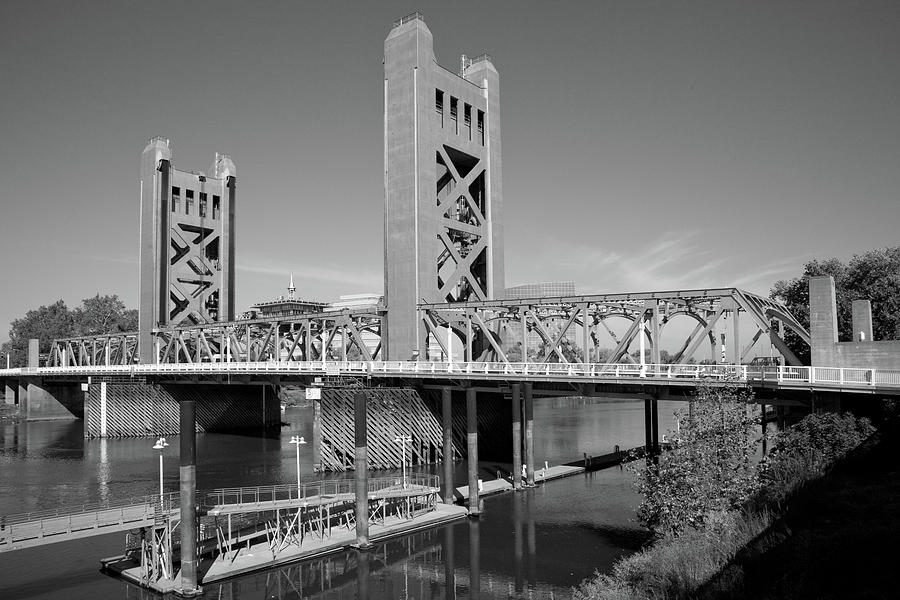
[178,398,200,595]
[354,391,371,548]
[442,387,453,504]
[4,379,17,406]
[466,388,480,516]
[524,383,534,487]
[511,383,522,491]
[761,403,768,456]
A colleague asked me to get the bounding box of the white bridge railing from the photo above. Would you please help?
[2,362,899,389]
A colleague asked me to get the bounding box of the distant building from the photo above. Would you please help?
[246,275,328,319]
[325,293,383,312]
[504,282,577,357]
[505,282,575,300]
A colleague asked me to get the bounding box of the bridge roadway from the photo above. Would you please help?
[4,361,900,396]
[0,477,440,554]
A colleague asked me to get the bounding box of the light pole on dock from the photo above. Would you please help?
[152,436,168,507]
[394,434,411,489]
[289,435,307,495]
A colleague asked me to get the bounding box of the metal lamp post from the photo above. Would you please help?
[152,436,169,507]
[289,435,307,495]
[394,434,412,489]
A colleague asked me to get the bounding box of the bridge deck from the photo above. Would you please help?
[5,362,899,394]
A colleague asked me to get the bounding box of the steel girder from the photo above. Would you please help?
[150,308,384,365]
[417,288,810,366]
[49,333,140,367]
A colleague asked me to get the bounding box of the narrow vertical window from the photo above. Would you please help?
[212,195,221,220]
[171,187,181,212]
[464,104,472,141]
[435,89,444,127]
[477,110,485,145]
[450,97,458,134]
[199,192,207,218]
[185,189,194,215]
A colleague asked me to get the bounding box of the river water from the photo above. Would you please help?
[0,397,681,599]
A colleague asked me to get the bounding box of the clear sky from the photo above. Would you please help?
[1,0,898,344]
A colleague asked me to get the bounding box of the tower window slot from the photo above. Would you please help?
[199,192,207,218]
[212,195,221,220]
[185,189,194,215]
[450,97,458,134]
[477,110,485,145]
[171,187,181,212]
[464,104,472,140]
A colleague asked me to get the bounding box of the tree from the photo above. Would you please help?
[2,294,138,367]
[73,294,137,336]
[2,300,75,367]
[770,247,900,363]
[628,381,761,537]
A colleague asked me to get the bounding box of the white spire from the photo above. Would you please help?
[288,274,296,298]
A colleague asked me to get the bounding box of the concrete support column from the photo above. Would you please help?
[644,397,653,455]
[354,391,370,547]
[651,395,659,454]
[442,387,454,504]
[524,383,535,487]
[178,399,199,593]
[27,339,39,367]
[466,388,480,515]
[511,383,522,490]
[852,299,874,342]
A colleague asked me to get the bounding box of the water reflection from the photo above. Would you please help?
[2,397,659,599]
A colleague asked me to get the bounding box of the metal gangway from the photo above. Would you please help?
[0,476,441,555]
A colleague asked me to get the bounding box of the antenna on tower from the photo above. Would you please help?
[288,274,296,299]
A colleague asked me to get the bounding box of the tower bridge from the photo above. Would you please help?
[2,12,899,596]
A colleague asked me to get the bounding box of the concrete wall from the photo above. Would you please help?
[809,276,900,369]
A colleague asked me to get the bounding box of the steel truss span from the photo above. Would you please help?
[418,287,810,366]
[45,288,805,368]
[48,307,385,367]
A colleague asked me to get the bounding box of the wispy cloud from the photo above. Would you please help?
[79,254,139,266]
[237,258,382,289]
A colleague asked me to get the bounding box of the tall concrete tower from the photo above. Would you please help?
[383,13,503,360]
[138,137,236,361]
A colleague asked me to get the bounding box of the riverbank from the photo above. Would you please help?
[575,410,877,600]
[700,428,900,599]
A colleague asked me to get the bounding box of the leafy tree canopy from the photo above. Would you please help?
[2,294,137,367]
[771,246,900,363]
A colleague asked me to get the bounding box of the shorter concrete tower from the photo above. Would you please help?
[138,137,236,361]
